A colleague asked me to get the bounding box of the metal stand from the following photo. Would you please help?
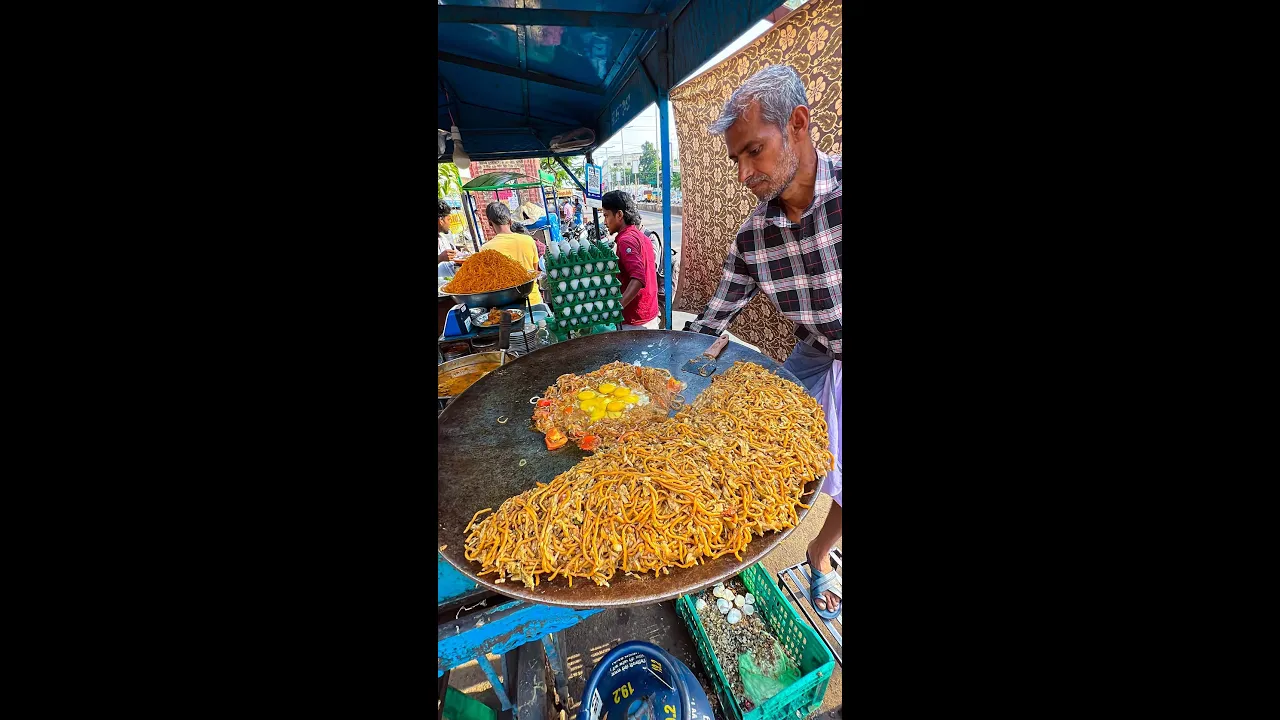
[438,584,603,718]
[438,296,535,355]
[778,548,843,666]
[512,637,553,720]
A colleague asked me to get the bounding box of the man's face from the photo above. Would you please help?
[602,208,622,234]
[725,101,800,202]
[438,216,451,233]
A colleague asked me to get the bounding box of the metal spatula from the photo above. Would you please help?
[681,335,730,377]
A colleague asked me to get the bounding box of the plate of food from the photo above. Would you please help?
[473,308,524,327]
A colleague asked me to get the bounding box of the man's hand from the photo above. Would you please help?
[438,249,458,263]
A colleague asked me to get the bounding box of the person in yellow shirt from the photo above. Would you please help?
[480,201,543,306]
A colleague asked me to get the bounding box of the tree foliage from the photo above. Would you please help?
[540,155,586,193]
[438,163,462,199]
[638,141,659,187]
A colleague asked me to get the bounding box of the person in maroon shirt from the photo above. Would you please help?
[602,191,659,330]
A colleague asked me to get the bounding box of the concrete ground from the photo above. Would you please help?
[668,311,758,351]
[761,492,843,714]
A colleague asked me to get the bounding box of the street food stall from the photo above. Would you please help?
[438,3,840,719]
[458,170,563,248]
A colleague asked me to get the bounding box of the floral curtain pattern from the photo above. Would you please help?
[670,0,842,362]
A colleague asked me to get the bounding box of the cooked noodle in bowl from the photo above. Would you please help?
[442,249,538,294]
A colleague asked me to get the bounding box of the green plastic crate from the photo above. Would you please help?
[676,563,834,720]
[441,686,496,720]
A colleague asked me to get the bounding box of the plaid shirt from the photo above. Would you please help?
[685,151,842,359]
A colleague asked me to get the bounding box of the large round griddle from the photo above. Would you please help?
[437,329,822,608]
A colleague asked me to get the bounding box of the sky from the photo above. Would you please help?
[592,16,778,170]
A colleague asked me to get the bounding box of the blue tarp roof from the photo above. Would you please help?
[438,0,777,161]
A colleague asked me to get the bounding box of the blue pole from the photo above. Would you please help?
[659,90,673,330]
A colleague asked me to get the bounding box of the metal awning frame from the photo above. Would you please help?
[441,0,778,330]
[459,172,558,251]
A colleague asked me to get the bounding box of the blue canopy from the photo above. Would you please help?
[438,0,777,160]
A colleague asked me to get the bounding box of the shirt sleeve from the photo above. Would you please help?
[616,232,647,287]
[683,233,758,337]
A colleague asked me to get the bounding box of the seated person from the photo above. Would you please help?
[510,221,547,261]
[510,221,547,272]
[437,198,471,278]
[481,202,543,306]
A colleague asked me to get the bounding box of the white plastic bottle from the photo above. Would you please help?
[536,320,554,348]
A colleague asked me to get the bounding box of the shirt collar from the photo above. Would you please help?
[812,150,836,197]
[764,149,835,226]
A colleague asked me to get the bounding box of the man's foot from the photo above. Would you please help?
[806,546,842,620]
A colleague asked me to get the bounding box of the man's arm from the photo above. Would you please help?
[438,233,458,263]
[683,236,758,337]
[620,278,644,309]
[616,232,649,310]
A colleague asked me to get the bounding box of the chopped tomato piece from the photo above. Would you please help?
[579,434,601,451]
[545,428,568,450]
[537,399,553,407]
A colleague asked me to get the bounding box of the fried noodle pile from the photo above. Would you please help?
[442,249,537,294]
[464,362,833,588]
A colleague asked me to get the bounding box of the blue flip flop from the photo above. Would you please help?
[806,552,842,621]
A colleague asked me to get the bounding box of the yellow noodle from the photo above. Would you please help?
[441,249,537,294]
[463,362,833,589]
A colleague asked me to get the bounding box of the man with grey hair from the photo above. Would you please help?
[684,64,843,621]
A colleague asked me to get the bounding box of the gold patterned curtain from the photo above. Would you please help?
[670,0,842,362]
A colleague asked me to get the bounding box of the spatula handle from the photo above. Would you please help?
[704,335,729,359]
[499,312,512,351]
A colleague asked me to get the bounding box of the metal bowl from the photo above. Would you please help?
[443,272,543,308]
[437,351,507,400]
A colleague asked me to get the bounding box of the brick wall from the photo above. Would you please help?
[469,158,543,241]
